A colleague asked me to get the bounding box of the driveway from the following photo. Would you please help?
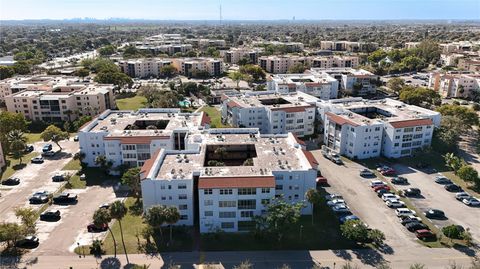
[392,163,480,242]
[0,140,78,222]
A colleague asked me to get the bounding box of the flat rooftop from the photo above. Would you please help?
[152,132,314,181]
[271,73,337,85]
[225,91,318,111]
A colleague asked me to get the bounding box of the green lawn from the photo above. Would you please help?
[62,159,82,171]
[25,133,42,143]
[0,152,39,180]
[116,95,147,111]
[200,106,230,128]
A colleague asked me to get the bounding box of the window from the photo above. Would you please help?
[404,127,414,133]
[204,211,213,217]
[180,215,188,220]
[204,200,213,206]
[179,204,188,210]
[221,222,234,229]
[261,188,270,193]
[238,199,256,210]
[241,211,254,218]
[402,134,413,142]
[204,189,213,195]
[375,127,381,131]
[178,183,187,189]
[275,185,283,190]
[178,194,187,200]
[220,189,233,195]
[238,188,256,195]
[394,143,399,147]
[413,134,423,139]
[402,142,412,148]
[415,126,423,132]
[275,175,284,180]
[219,201,236,207]
[219,211,236,218]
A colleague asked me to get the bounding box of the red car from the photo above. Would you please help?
[373,185,391,192]
[316,176,328,185]
[415,229,436,240]
[381,168,396,176]
[87,223,108,232]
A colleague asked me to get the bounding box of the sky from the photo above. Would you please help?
[0,0,478,21]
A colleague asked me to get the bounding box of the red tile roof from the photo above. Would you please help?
[227,100,243,108]
[198,176,275,189]
[389,118,433,128]
[140,149,161,179]
[200,112,211,126]
[104,135,170,144]
[270,105,315,113]
[294,135,306,146]
[302,149,318,169]
[325,112,360,127]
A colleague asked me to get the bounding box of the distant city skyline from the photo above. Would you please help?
[0,0,478,21]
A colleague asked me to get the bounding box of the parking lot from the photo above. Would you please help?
[391,164,480,241]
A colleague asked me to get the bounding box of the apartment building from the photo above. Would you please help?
[78,108,210,170]
[428,72,480,98]
[3,76,115,122]
[458,58,480,72]
[135,44,193,56]
[171,58,224,77]
[259,56,310,74]
[310,56,359,69]
[252,41,304,52]
[313,68,378,95]
[317,98,441,159]
[221,91,318,137]
[140,129,317,232]
[440,41,480,53]
[118,58,172,78]
[223,48,262,64]
[319,41,378,52]
[185,39,227,48]
[404,42,421,49]
[267,72,339,100]
[440,53,464,67]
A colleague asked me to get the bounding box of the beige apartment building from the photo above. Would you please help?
[118,58,173,78]
[259,55,360,74]
[171,58,224,77]
[223,48,262,64]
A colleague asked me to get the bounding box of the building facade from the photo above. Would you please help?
[171,58,224,77]
[267,73,339,100]
[314,68,378,96]
[118,59,173,78]
[223,48,262,64]
[428,72,480,98]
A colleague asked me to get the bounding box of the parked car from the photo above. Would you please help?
[29,194,49,204]
[52,174,65,182]
[415,229,436,240]
[87,223,108,232]
[376,189,392,198]
[360,169,375,178]
[386,199,406,208]
[370,180,387,188]
[99,203,110,209]
[42,151,56,157]
[381,168,396,176]
[332,204,351,214]
[331,156,343,165]
[434,176,452,185]
[455,192,472,201]
[53,193,78,204]
[391,177,408,185]
[396,208,416,217]
[40,210,61,221]
[339,215,359,224]
[444,184,463,192]
[1,177,20,185]
[373,185,391,192]
[325,194,343,201]
[406,222,428,232]
[73,136,79,142]
[403,188,421,197]
[424,209,446,219]
[24,144,34,153]
[462,197,480,207]
[316,176,328,185]
[376,165,391,172]
[401,216,422,226]
[327,199,346,207]
[42,144,53,152]
[31,157,44,164]
[15,236,39,248]
[382,193,400,201]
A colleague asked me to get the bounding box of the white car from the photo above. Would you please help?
[382,193,400,201]
[325,194,343,201]
[455,192,471,201]
[327,199,346,207]
[395,208,416,217]
[462,197,480,206]
[332,204,350,213]
[370,180,386,188]
[386,199,406,208]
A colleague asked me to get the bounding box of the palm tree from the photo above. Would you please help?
[110,201,129,264]
[7,130,27,164]
[144,205,167,242]
[93,208,117,258]
[164,207,180,243]
[305,188,322,225]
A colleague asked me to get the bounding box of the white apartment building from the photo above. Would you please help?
[428,72,480,98]
[140,129,317,232]
[78,108,210,170]
[223,48,262,64]
[252,41,304,52]
[440,53,464,67]
[118,58,172,78]
[440,41,480,53]
[313,68,379,96]
[317,98,441,159]
[404,42,421,49]
[171,58,224,77]
[458,58,480,72]
[135,44,193,56]
[185,39,227,48]
[267,73,339,100]
[221,91,318,137]
[4,76,115,122]
[319,41,378,52]
[310,56,359,69]
[259,56,311,74]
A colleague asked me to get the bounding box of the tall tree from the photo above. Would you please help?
[0,222,26,249]
[228,71,244,89]
[110,201,129,264]
[40,125,69,151]
[93,208,116,257]
[164,206,180,243]
[7,130,27,164]
[0,112,28,150]
[305,188,322,225]
[121,167,141,202]
[14,207,37,235]
[144,205,167,241]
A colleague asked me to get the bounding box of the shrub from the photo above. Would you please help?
[442,225,464,239]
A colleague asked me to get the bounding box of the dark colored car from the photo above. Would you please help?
[24,145,34,153]
[15,236,39,248]
[29,195,49,204]
[391,177,408,185]
[381,168,396,176]
[316,176,328,186]
[339,215,360,224]
[1,177,20,186]
[404,188,421,197]
[444,184,463,192]
[406,222,428,232]
[415,229,436,240]
[401,217,421,226]
[40,210,61,221]
[376,189,392,198]
[42,144,53,152]
[87,223,108,232]
[53,193,78,204]
[31,157,44,164]
[52,174,65,182]
[425,209,446,219]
